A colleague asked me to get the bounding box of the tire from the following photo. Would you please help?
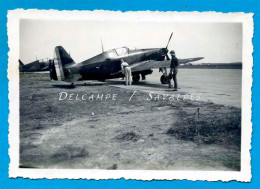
[160,75,169,84]
[132,74,141,82]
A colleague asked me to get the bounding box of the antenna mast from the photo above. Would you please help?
[101,39,104,53]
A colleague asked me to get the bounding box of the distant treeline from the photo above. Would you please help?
[179,62,242,69]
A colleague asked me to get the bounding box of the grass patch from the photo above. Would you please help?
[52,145,90,160]
[107,163,118,170]
[116,131,140,142]
[167,109,241,149]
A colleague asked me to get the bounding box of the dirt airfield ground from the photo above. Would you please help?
[19,73,241,170]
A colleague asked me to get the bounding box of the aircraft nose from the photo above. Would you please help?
[160,48,168,55]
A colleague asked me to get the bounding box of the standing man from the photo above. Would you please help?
[168,50,179,91]
[121,60,132,85]
[49,59,55,81]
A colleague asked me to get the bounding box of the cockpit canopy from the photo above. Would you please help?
[107,47,129,58]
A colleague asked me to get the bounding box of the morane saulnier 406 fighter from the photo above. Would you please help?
[49,33,204,86]
[19,59,50,72]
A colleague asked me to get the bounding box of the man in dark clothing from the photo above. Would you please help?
[49,59,57,81]
[168,50,179,90]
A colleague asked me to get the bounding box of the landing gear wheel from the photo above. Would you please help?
[132,74,141,82]
[160,75,169,84]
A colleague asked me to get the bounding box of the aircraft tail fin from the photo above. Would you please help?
[54,46,75,67]
[19,59,24,66]
[19,59,24,71]
[52,46,78,82]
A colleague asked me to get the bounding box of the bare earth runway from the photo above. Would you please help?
[20,73,241,170]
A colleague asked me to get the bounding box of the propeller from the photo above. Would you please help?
[165,32,173,60]
[165,32,173,49]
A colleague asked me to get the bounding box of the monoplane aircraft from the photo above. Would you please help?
[49,33,204,85]
[19,59,50,72]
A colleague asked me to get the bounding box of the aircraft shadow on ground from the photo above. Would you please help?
[51,83,106,89]
[51,80,167,89]
[51,84,76,89]
[107,80,167,89]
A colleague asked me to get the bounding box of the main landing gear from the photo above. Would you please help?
[141,73,146,80]
[132,74,140,82]
[160,67,169,84]
[160,75,169,84]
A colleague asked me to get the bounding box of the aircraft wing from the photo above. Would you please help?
[41,65,50,71]
[178,57,204,64]
[130,57,204,72]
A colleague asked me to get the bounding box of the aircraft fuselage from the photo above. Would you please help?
[67,47,168,80]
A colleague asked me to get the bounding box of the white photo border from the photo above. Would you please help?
[8,9,253,181]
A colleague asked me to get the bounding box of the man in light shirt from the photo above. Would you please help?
[121,60,132,85]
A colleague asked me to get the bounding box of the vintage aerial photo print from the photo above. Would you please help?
[8,10,253,181]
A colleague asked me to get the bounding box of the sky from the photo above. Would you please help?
[20,19,242,64]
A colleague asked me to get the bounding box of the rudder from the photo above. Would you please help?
[54,46,75,67]
[52,46,78,82]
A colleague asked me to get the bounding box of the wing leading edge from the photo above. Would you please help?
[130,57,204,72]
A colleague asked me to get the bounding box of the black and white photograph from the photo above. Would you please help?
[8,10,253,181]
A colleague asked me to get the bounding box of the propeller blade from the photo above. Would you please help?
[166,32,173,49]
